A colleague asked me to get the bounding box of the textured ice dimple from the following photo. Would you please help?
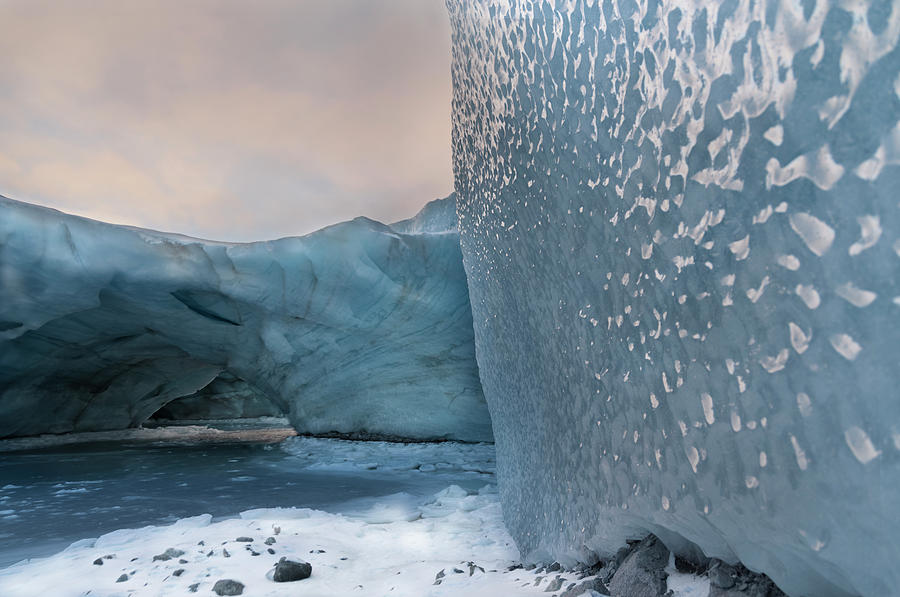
[789,213,836,257]
[448,0,900,595]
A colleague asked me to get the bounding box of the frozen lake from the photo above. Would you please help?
[0,433,496,568]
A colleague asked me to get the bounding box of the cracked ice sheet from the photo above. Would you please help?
[0,484,706,597]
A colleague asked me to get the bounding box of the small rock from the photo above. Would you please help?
[92,558,103,566]
[178,558,188,564]
[709,560,737,590]
[153,548,185,562]
[188,582,199,593]
[707,560,787,597]
[222,549,230,558]
[608,535,669,597]
[234,537,254,543]
[453,568,464,574]
[116,574,129,583]
[273,558,312,582]
[273,526,281,535]
[264,537,276,545]
[548,562,562,572]
[267,548,276,555]
[560,577,611,597]
[212,579,244,595]
[545,576,564,592]
[173,569,185,577]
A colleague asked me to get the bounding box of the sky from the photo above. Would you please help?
[0,0,453,241]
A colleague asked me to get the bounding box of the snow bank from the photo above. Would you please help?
[279,436,496,475]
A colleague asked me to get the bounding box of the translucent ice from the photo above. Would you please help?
[0,195,491,441]
[448,0,900,594]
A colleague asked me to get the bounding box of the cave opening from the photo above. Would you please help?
[146,370,287,425]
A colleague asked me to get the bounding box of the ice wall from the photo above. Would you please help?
[448,1,900,595]
[0,195,491,442]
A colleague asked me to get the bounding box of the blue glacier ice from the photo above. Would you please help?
[0,195,491,442]
[448,0,900,595]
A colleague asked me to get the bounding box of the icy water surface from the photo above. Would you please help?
[0,436,495,568]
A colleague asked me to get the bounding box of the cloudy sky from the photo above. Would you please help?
[0,0,452,241]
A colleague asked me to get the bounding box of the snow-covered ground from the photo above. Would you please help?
[0,435,707,596]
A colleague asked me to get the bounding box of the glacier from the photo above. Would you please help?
[0,195,491,442]
[448,0,900,596]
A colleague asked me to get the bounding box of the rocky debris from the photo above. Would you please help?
[434,569,446,585]
[173,569,185,577]
[264,537,276,545]
[152,548,185,562]
[116,574,129,583]
[234,536,254,543]
[708,560,787,597]
[559,577,611,597]
[674,553,709,575]
[188,583,199,593]
[467,561,485,575]
[607,535,669,597]
[273,557,312,582]
[578,562,606,580]
[222,548,230,558]
[212,579,244,595]
[92,554,115,566]
[267,548,276,555]
[544,576,564,591]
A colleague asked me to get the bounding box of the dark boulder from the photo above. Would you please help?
[273,558,312,582]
